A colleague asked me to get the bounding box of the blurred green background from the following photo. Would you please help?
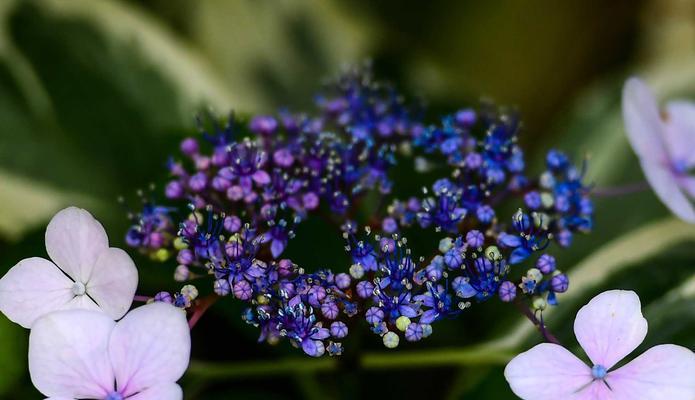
[1,0,695,398]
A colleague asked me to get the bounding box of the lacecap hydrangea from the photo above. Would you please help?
[125,64,593,357]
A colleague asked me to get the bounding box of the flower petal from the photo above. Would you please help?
[0,257,74,328]
[664,101,695,167]
[504,343,593,400]
[128,383,183,400]
[109,302,190,396]
[86,248,138,320]
[606,344,695,400]
[45,207,109,283]
[29,310,115,399]
[640,159,695,223]
[574,290,647,369]
[63,292,102,312]
[622,78,668,163]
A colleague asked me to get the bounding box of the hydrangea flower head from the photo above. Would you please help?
[0,207,138,328]
[622,77,695,222]
[29,302,190,400]
[504,290,695,399]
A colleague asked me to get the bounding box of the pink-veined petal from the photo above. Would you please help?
[641,159,695,223]
[622,78,669,164]
[45,207,109,283]
[109,302,190,396]
[606,344,695,400]
[29,310,115,399]
[504,343,593,400]
[128,383,183,400]
[664,101,695,167]
[0,257,74,328]
[86,248,138,320]
[574,290,648,369]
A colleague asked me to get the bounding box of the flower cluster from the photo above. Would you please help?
[126,65,594,356]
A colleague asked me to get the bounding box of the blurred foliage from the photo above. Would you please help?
[0,0,694,398]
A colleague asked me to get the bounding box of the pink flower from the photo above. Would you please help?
[0,207,138,328]
[504,290,695,399]
[29,302,190,400]
[622,78,695,222]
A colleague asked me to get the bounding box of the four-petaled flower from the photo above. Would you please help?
[504,290,695,399]
[0,207,138,328]
[29,302,190,400]
[623,77,695,223]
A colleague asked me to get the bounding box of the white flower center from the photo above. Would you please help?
[72,281,86,296]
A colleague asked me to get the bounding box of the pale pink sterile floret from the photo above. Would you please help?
[504,290,695,400]
[622,78,695,223]
[0,207,138,328]
[29,302,190,400]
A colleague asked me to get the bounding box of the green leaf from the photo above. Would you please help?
[0,0,239,239]
[0,317,25,395]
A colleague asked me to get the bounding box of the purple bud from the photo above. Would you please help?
[365,306,385,325]
[379,237,396,253]
[148,232,164,248]
[224,215,241,232]
[476,205,495,224]
[176,249,194,265]
[464,152,483,169]
[330,321,348,338]
[211,147,229,166]
[273,148,294,167]
[165,180,184,199]
[335,273,351,289]
[277,259,294,277]
[536,254,556,274]
[226,185,243,201]
[188,172,207,192]
[154,291,173,304]
[321,301,339,320]
[455,108,476,127]
[557,230,573,248]
[356,281,375,299]
[550,273,569,293]
[250,115,278,135]
[404,322,424,342]
[180,137,199,156]
[233,280,253,300]
[308,285,327,307]
[211,176,231,192]
[214,278,231,296]
[382,217,397,233]
[465,230,484,248]
[524,191,542,210]
[303,192,319,210]
[498,281,517,302]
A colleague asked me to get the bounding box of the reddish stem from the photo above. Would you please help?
[513,298,561,345]
[133,295,151,303]
[188,294,219,330]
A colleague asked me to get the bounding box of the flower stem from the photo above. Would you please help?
[188,294,219,329]
[592,181,649,197]
[513,298,561,345]
[133,295,151,303]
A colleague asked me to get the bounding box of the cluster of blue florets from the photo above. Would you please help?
[125,64,593,356]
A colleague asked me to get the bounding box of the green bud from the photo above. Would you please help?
[485,245,502,261]
[396,316,411,332]
[382,331,400,349]
[532,296,547,311]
